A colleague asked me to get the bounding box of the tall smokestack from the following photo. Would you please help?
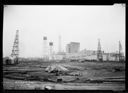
[59,35,61,53]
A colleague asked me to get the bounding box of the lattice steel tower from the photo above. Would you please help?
[11,30,19,58]
[97,39,103,61]
[119,41,124,61]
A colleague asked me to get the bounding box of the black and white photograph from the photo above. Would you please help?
[3,4,125,90]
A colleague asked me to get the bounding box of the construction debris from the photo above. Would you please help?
[45,64,69,73]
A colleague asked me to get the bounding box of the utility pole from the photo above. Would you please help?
[97,39,103,61]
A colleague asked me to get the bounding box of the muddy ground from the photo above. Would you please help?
[3,61,125,90]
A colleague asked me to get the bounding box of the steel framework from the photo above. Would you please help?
[11,30,19,58]
[97,39,103,61]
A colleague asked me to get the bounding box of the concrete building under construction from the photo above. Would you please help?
[43,36,49,61]
[49,42,54,60]
[66,42,80,53]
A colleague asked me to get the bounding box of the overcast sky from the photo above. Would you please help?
[3,4,125,57]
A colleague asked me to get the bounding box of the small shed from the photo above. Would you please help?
[4,56,18,65]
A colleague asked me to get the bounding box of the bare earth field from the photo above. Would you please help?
[3,61,125,90]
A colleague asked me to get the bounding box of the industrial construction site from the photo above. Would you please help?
[3,30,125,90]
[3,5,125,90]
